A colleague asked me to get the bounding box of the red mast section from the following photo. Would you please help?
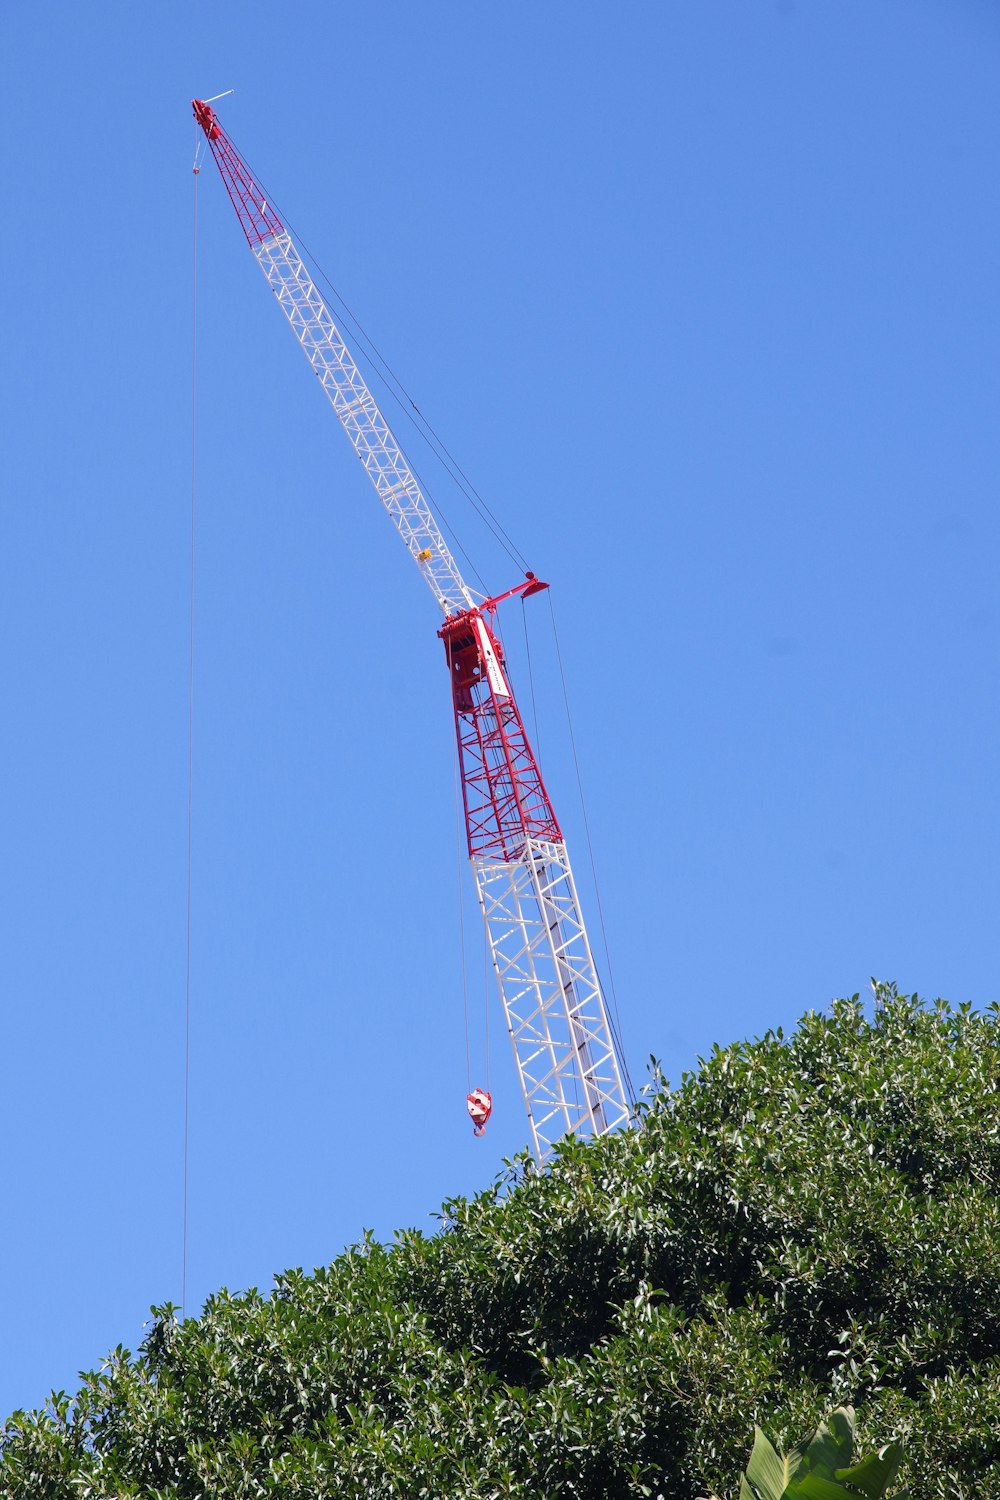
[441,575,559,861]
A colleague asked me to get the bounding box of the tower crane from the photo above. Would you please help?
[192,99,630,1159]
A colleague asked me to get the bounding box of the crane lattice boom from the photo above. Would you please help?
[193,99,630,1157]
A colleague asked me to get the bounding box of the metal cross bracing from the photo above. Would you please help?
[193,99,631,1159]
[255,232,476,619]
[474,845,629,1155]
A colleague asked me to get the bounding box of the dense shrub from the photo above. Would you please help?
[4,985,1000,1497]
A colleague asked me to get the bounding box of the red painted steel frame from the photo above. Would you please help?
[193,101,284,248]
[441,600,561,860]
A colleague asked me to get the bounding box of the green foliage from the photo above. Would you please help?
[4,985,1000,1497]
[707,1406,905,1500]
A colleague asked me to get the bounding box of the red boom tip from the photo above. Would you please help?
[192,99,221,140]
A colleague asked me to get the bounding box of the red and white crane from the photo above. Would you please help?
[193,99,630,1159]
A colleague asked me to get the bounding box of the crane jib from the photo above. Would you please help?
[192,98,632,1157]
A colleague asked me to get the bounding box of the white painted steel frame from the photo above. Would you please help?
[247,227,630,1159]
[473,839,630,1159]
[254,233,475,619]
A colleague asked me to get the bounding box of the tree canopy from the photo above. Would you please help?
[4,985,1000,1497]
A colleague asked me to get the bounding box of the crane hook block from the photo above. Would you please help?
[466,1088,493,1136]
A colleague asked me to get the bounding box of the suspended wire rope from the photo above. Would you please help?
[300,244,528,573]
[288,294,493,597]
[482,917,491,1092]
[282,219,528,570]
[450,639,472,1093]
[389,438,490,598]
[183,143,199,1319]
[547,592,636,1106]
[227,138,529,581]
[520,597,542,757]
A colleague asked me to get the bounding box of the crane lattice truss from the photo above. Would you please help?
[193,100,630,1158]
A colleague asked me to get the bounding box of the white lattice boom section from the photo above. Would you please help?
[475,843,629,1155]
[193,98,631,1159]
[255,234,475,618]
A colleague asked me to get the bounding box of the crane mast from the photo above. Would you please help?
[193,100,630,1158]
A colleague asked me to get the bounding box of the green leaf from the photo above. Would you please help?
[791,1475,863,1500]
[746,1427,805,1500]
[802,1406,855,1476]
[834,1446,903,1498]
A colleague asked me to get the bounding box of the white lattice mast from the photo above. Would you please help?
[193,99,630,1158]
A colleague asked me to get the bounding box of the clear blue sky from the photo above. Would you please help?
[1,0,997,1418]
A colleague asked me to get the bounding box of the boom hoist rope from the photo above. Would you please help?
[192,128,529,581]
[192,99,631,1159]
